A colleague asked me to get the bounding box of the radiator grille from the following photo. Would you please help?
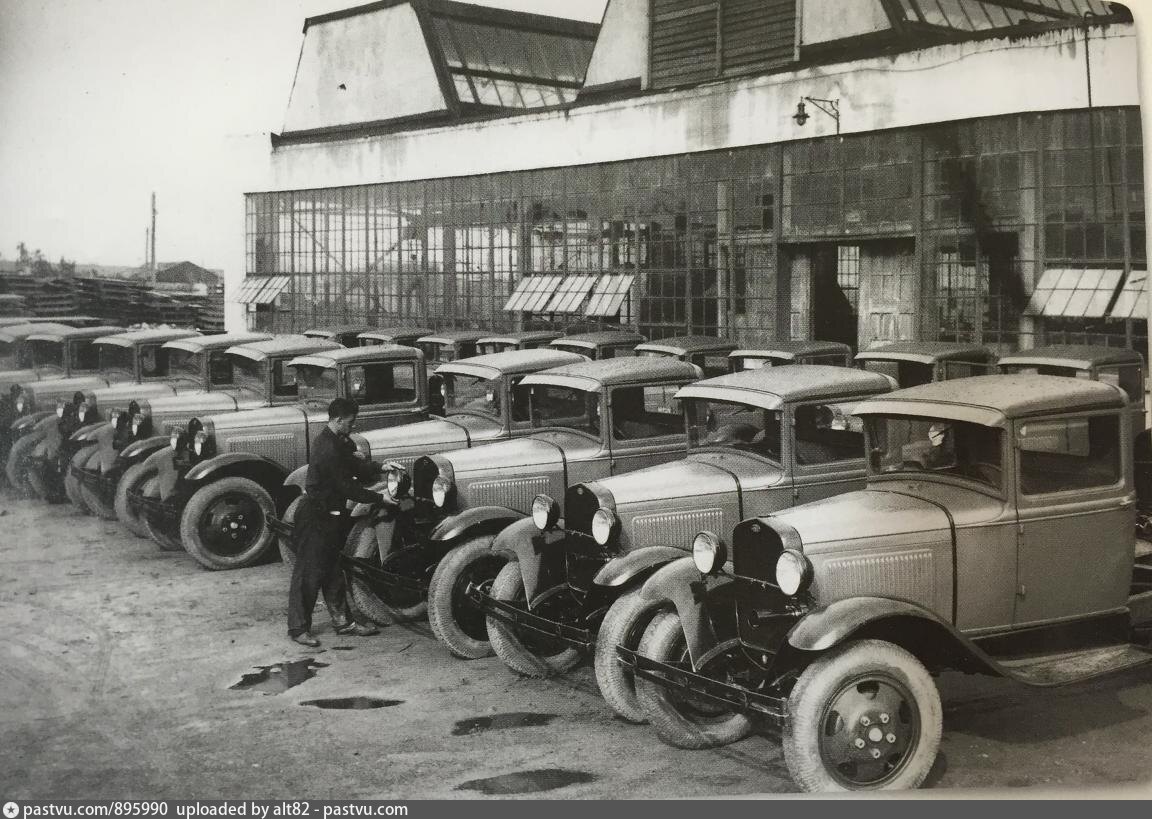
[630,508,724,552]
[156,416,189,435]
[565,484,600,535]
[225,434,297,466]
[468,476,549,513]
[818,549,935,607]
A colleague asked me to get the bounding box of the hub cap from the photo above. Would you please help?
[199,492,264,556]
[818,674,918,788]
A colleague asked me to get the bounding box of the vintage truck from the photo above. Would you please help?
[632,336,738,378]
[303,325,372,347]
[618,374,1152,791]
[358,327,435,347]
[64,332,277,521]
[475,330,564,355]
[855,341,996,386]
[467,366,892,723]
[0,318,103,376]
[3,325,129,483]
[416,329,490,367]
[547,330,647,360]
[131,343,430,569]
[342,357,702,660]
[269,346,586,565]
[728,340,853,372]
[16,327,206,502]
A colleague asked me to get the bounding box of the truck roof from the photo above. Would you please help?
[26,325,125,343]
[551,330,647,349]
[358,326,435,342]
[439,348,585,380]
[855,341,995,365]
[162,332,275,353]
[225,335,342,361]
[854,374,1127,427]
[288,344,424,369]
[418,329,490,345]
[0,322,78,343]
[634,335,737,357]
[303,324,372,337]
[677,365,891,411]
[997,345,1143,371]
[520,356,700,392]
[478,329,564,346]
[94,328,202,347]
[731,340,852,360]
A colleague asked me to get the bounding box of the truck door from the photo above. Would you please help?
[1014,412,1133,625]
[346,360,428,431]
[789,399,869,506]
[607,383,688,476]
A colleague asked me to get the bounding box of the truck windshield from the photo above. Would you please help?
[477,342,514,355]
[860,359,933,388]
[732,355,791,371]
[0,341,14,369]
[98,345,135,375]
[31,340,63,370]
[442,373,500,418]
[231,357,266,394]
[866,415,1003,490]
[166,348,205,383]
[69,340,101,372]
[529,384,600,437]
[295,365,339,403]
[686,399,782,462]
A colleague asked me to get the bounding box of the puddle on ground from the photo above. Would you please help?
[229,659,328,695]
[451,712,558,736]
[455,769,596,795]
[300,696,403,710]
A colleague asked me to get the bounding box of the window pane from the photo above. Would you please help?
[1019,415,1120,494]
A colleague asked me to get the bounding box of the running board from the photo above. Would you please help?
[995,643,1152,687]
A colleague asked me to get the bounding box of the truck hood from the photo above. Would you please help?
[597,452,783,509]
[0,368,41,389]
[440,431,597,477]
[207,404,318,432]
[771,488,951,554]
[85,382,181,406]
[359,414,502,464]
[23,375,115,403]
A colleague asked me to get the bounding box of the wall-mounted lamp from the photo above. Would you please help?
[793,97,840,135]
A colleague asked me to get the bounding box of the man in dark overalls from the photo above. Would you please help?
[288,397,385,647]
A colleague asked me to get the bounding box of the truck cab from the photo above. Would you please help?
[622,374,1152,791]
[303,324,372,348]
[358,327,435,347]
[633,336,737,378]
[729,340,853,372]
[476,330,564,355]
[548,330,647,361]
[416,330,489,368]
[855,341,996,387]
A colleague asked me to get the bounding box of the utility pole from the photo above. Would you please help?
[144,227,150,270]
[150,192,158,286]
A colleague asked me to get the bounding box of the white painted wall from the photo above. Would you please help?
[282,2,448,133]
[267,23,1138,193]
[583,0,649,90]
[800,0,890,45]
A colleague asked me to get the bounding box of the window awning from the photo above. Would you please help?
[503,274,565,312]
[232,275,290,305]
[544,274,598,314]
[585,274,635,317]
[1109,271,1148,319]
[1024,268,1123,319]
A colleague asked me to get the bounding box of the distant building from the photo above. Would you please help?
[240,0,1145,353]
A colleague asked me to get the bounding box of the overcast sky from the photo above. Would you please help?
[0,0,607,271]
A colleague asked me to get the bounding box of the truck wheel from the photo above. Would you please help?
[277,496,303,571]
[115,462,154,538]
[346,519,427,624]
[634,611,754,750]
[5,434,38,493]
[486,561,582,677]
[427,536,503,660]
[75,447,114,518]
[783,639,941,792]
[180,477,276,571]
[594,589,665,724]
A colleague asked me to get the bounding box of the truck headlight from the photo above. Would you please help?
[591,508,617,546]
[131,413,145,435]
[55,399,65,418]
[170,431,180,450]
[78,401,89,418]
[193,431,208,456]
[386,467,411,499]
[692,531,726,575]
[532,494,560,531]
[775,549,812,596]
[432,475,452,508]
[109,410,123,426]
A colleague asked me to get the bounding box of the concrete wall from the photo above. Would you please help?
[267,23,1138,193]
[584,0,649,90]
[800,0,890,46]
[282,2,448,133]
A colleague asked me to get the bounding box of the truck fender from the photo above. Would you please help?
[184,452,289,494]
[142,447,177,499]
[11,410,54,434]
[491,517,567,603]
[119,435,170,470]
[284,465,308,492]
[347,480,390,518]
[639,556,733,669]
[429,505,526,544]
[593,546,686,590]
[69,421,110,444]
[784,596,996,676]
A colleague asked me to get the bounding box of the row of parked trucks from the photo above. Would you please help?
[2,315,1150,792]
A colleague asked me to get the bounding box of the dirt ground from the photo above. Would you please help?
[1,489,1151,800]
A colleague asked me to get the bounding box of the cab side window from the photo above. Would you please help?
[509,376,531,424]
[272,360,298,397]
[690,353,730,378]
[610,384,683,441]
[793,403,864,465]
[72,342,101,371]
[1097,365,1143,404]
[1018,414,1121,495]
[347,363,418,405]
[208,351,233,386]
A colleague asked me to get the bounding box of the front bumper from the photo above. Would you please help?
[615,645,786,724]
[266,513,293,543]
[342,553,429,595]
[127,486,181,527]
[465,583,595,651]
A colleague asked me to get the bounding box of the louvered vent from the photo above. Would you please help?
[630,508,725,552]
[817,550,936,608]
[467,476,550,513]
[225,434,297,466]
